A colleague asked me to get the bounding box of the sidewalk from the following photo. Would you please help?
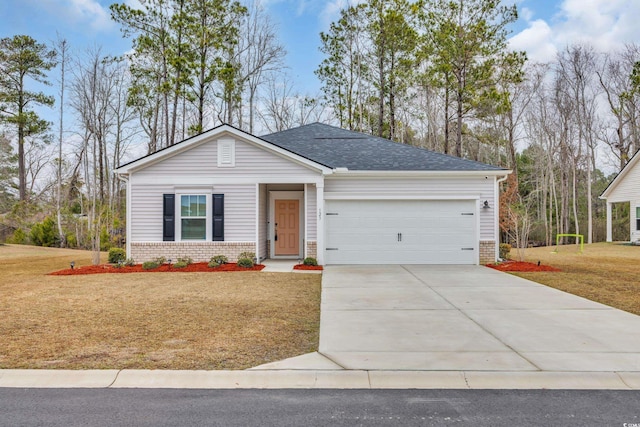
[1,364,640,389]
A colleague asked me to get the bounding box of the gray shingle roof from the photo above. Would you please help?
[260,123,506,171]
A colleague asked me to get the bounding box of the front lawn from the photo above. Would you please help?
[514,242,640,316]
[0,244,321,370]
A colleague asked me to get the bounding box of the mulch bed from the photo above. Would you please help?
[49,262,265,276]
[486,261,561,272]
[293,264,323,271]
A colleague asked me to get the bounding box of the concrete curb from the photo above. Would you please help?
[1,369,639,389]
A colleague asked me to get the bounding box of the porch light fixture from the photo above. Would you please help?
[482,200,490,209]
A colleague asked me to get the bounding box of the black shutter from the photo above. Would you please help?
[212,194,224,241]
[163,194,175,241]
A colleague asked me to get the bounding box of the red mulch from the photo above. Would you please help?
[49,262,265,276]
[293,264,323,271]
[486,261,561,272]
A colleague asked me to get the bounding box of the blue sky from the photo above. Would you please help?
[1,0,639,96]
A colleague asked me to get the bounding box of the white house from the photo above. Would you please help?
[114,123,511,265]
[600,149,640,243]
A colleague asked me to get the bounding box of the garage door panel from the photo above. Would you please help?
[325,200,478,265]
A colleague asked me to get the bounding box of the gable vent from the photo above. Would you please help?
[217,139,235,167]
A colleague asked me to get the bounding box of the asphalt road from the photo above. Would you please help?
[2,388,639,426]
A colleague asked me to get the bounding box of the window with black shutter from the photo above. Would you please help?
[163,194,175,241]
[212,194,224,241]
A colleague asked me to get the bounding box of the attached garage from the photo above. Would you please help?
[324,199,478,265]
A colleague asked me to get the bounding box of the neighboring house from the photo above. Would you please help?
[114,123,510,265]
[600,149,640,243]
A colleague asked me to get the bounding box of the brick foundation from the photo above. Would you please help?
[130,242,256,263]
[306,240,317,260]
[479,240,496,264]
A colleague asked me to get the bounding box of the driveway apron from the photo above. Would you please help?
[319,265,640,371]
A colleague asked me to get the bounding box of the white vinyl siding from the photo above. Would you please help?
[135,136,319,180]
[324,176,496,240]
[604,158,640,203]
[129,178,256,242]
[306,184,317,240]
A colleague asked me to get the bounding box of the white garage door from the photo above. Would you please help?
[324,199,478,264]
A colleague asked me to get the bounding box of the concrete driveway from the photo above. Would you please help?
[319,265,640,371]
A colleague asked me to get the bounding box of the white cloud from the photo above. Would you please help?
[510,0,640,63]
[29,0,114,32]
[319,0,365,30]
[509,19,557,63]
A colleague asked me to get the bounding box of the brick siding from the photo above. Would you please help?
[306,240,317,260]
[479,240,496,264]
[130,242,256,263]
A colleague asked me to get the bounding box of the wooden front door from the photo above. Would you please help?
[274,199,300,256]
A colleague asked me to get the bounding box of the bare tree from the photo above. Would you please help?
[597,43,640,169]
[235,0,286,133]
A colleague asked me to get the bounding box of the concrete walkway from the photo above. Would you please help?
[316,265,640,372]
[3,264,640,389]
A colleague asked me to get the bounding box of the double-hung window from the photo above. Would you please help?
[181,195,207,240]
[162,193,223,242]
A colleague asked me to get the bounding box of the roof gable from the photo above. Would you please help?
[601,148,640,200]
[115,124,331,174]
[261,123,507,172]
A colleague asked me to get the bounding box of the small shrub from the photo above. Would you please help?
[238,251,255,260]
[176,256,193,265]
[173,260,189,268]
[208,255,228,268]
[499,243,512,259]
[108,248,126,264]
[113,261,124,269]
[8,228,26,244]
[303,257,318,266]
[237,257,254,268]
[142,260,160,270]
[153,256,167,265]
[124,258,136,267]
[30,217,57,247]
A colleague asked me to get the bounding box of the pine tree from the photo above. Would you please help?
[0,35,56,201]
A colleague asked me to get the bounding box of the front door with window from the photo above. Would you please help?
[274,199,300,256]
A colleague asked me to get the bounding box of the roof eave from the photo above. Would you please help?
[327,169,512,177]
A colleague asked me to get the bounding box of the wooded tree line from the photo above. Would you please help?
[0,0,639,255]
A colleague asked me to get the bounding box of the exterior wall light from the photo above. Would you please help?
[483,200,490,209]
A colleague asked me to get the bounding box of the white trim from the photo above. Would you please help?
[269,191,304,259]
[606,202,612,242]
[324,193,481,200]
[255,183,260,262]
[475,199,481,265]
[316,183,325,265]
[304,184,309,259]
[125,176,131,259]
[132,176,324,186]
